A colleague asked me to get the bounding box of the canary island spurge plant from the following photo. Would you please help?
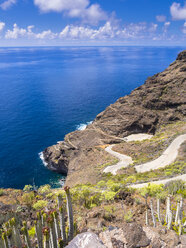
[0,186,75,248]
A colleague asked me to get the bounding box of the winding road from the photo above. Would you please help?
[135,134,186,173]
[130,174,186,188]
[103,133,186,187]
[103,145,133,175]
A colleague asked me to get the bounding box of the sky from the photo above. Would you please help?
[0,0,186,46]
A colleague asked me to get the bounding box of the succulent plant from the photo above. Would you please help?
[64,186,74,242]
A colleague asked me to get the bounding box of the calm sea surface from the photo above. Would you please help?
[0,46,184,189]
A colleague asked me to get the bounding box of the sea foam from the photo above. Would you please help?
[39,152,48,167]
[76,121,93,131]
[39,122,92,168]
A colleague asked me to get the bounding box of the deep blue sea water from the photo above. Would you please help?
[0,46,184,189]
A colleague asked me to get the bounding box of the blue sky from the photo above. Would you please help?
[0,0,186,46]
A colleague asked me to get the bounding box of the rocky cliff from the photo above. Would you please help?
[43,50,186,186]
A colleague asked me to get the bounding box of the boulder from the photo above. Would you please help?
[143,226,180,248]
[66,232,106,248]
[143,226,166,248]
[180,235,186,245]
[99,223,151,248]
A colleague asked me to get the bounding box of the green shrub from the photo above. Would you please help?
[46,193,54,199]
[126,176,137,183]
[22,192,35,206]
[102,191,116,201]
[156,191,168,201]
[38,185,51,195]
[135,198,141,205]
[104,206,116,214]
[23,185,33,192]
[28,226,36,238]
[33,200,48,210]
[97,180,106,188]
[89,192,102,207]
[106,180,120,192]
[165,180,185,196]
[16,206,24,213]
[124,210,133,223]
[0,189,4,196]
[139,183,164,197]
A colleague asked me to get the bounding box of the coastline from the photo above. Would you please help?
[42,50,186,187]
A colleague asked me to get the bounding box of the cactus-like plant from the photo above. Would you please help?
[150,200,156,227]
[57,194,66,244]
[145,208,149,225]
[53,211,61,242]
[64,186,74,242]
[166,196,171,224]
[58,238,64,248]
[167,210,173,230]
[179,198,183,225]
[9,217,22,248]
[6,228,13,248]
[47,215,57,248]
[2,232,9,248]
[157,198,161,223]
[21,222,32,248]
[35,213,43,248]
[42,227,50,248]
[58,206,66,244]
[0,230,5,248]
[0,186,76,248]
[175,201,180,226]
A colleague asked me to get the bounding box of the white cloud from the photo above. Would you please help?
[182,21,186,34]
[163,22,170,33]
[4,21,180,42]
[34,0,107,24]
[68,4,107,24]
[164,22,171,26]
[34,0,89,12]
[5,24,27,39]
[156,15,166,22]
[0,0,16,10]
[59,22,158,40]
[5,24,57,39]
[170,2,186,20]
[59,22,114,39]
[0,22,5,32]
[149,23,158,32]
[35,30,57,39]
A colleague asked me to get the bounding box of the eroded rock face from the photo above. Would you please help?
[43,50,186,186]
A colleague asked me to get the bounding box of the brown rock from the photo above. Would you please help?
[99,228,127,248]
[143,226,166,248]
[181,235,186,245]
[99,223,150,248]
[144,226,180,248]
[122,223,150,247]
[66,232,106,248]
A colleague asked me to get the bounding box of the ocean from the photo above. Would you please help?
[0,46,184,189]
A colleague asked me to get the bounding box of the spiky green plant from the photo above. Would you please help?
[42,227,50,248]
[64,186,74,242]
[35,213,43,248]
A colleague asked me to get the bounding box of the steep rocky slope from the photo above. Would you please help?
[43,50,186,186]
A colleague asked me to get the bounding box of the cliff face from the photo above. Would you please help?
[43,50,186,186]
